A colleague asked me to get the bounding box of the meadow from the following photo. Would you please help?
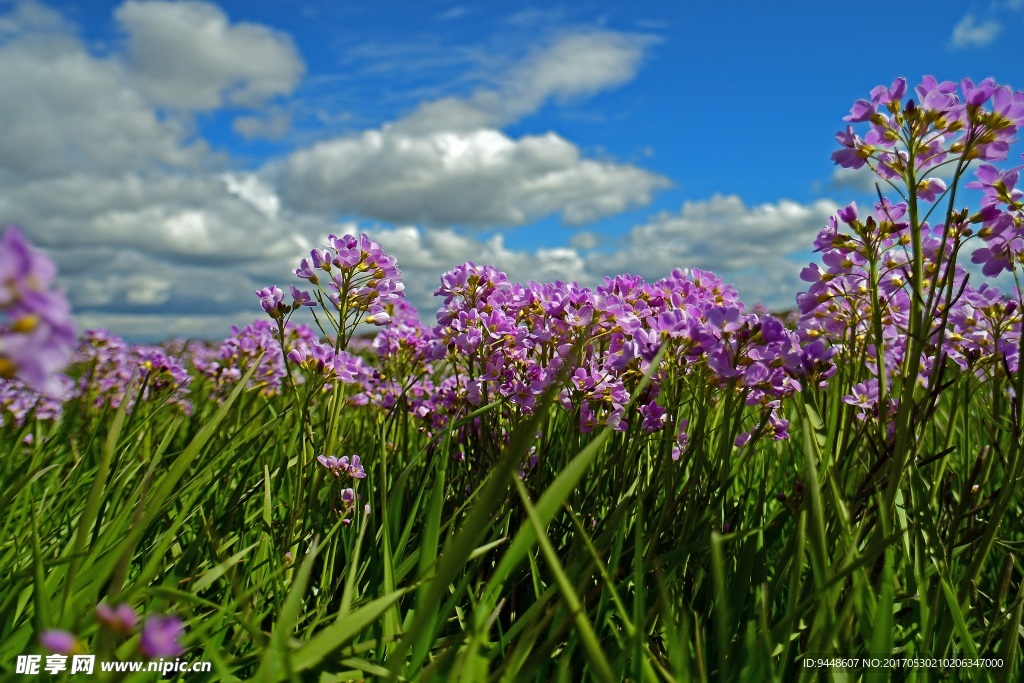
[1,76,1023,681]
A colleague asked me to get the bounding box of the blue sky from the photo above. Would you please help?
[2,0,1023,339]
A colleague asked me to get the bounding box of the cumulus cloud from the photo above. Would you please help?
[950,13,1001,49]
[0,19,205,180]
[397,30,653,133]
[0,1,672,339]
[276,28,666,228]
[115,0,304,110]
[569,230,601,249]
[277,128,669,226]
[0,0,71,36]
[232,109,293,140]
[596,195,838,309]
[354,195,839,316]
[826,167,885,195]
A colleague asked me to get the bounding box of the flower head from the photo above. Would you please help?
[0,226,76,396]
[140,615,184,659]
[96,603,139,635]
[39,629,80,655]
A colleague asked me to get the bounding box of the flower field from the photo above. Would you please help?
[2,76,1024,681]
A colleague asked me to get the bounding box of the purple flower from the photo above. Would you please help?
[831,126,870,169]
[916,178,947,203]
[0,226,76,397]
[317,455,347,477]
[39,630,79,654]
[96,603,139,635]
[290,285,316,308]
[958,77,995,108]
[348,455,366,479]
[914,76,958,113]
[869,78,906,107]
[256,286,286,318]
[967,164,1022,207]
[844,99,876,123]
[365,311,391,325]
[140,615,184,659]
[843,380,880,420]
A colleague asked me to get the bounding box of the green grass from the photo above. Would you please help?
[1,330,1021,683]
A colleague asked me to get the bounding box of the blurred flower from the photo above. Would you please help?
[96,603,138,635]
[0,226,75,397]
[39,630,79,655]
[140,615,184,659]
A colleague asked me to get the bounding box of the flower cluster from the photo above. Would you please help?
[423,262,814,452]
[802,76,1024,423]
[831,75,1024,290]
[316,454,366,479]
[291,232,405,334]
[834,77,1024,177]
[73,330,193,415]
[969,161,1024,279]
[255,284,317,320]
[286,339,372,388]
[40,604,184,660]
[193,319,318,398]
[0,374,72,427]
[0,226,75,397]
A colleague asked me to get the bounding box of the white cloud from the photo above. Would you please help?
[277,128,669,226]
[115,0,304,110]
[0,0,71,36]
[569,230,600,249]
[0,22,206,179]
[278,28,665,228]
[950,13,1001,49]
[232,109,293,140]
[222,173,281,220]
[0,2,673,340]
[355,195,839,316]
[72,311,260,340]
[596,195,839,309]
[397,30,653,132]
[827,167,879,193]
[507,32,650,108]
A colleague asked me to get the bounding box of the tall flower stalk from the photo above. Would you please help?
[827,77,1024,514]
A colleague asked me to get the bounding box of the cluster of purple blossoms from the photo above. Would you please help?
[0,374,72,427]
[803,76,1024,419]
[945,284,1020,379]
[0,226,75,398]
[255,284,318,320]
[420,261,820,455]
[193,319,318,398]
[291,232,405,334]
[316,453,366,479]
[834,77,1024,178]
[969,160,1024,279]
[40,604,184,660]
[371,299,441,363]
[797,199,1021,403]
[286,339,373,389]
[433,264,572,415]
[832,76,1024,288]
[73,330,193,415]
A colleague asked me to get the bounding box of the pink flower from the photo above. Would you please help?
[39,630,79,655]
[140,616,184,659]
[96,603,138,635]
